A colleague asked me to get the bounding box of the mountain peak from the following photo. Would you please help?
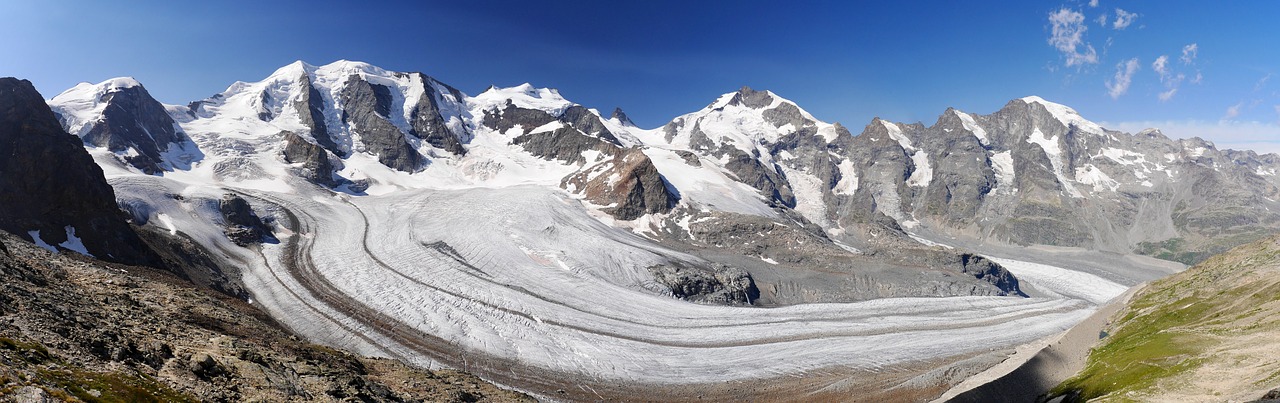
[472,83,572,115]
[315,60,390,79]
[610,107,635,126]
[103,77,142,90]
[267,60,317,80]
[1015,95,1105,134]
[724,86,775,109]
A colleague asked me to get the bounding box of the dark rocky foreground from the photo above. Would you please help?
[0,231,532,402]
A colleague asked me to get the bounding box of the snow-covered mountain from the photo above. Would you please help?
[49,77,200,174]
[31,60,1280,399]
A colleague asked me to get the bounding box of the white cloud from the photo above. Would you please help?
[1192,72,1203,84]
[1152,55,1188,101]
[1088,0,1099,7]
[1048,8,1098,67]
[1224,102,1244,120]
[1152,55,1169,79]
[1106,58,1140,99]
[1255,73,1272,92]
[1095,13,1108,27]
[1181,43,1198,64]
[1101,119,1280,155]
[1112,8,1138,29]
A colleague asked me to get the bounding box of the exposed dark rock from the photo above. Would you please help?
[280,130,336,186]
[610,107,635,126]
[724,86,774,109]
[73,83,192,174]
[648,263,758,305]
[481,100,556,133]
[559,105,622,145]
[219,194,270,246]
[722,146,796,207]
[513,126,618,164]
[292,72,340,155]
[340,75,425,172]
[563,147,678,220]
[0,77,161,267]
[407,72,468,155]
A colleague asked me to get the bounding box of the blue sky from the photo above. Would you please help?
[4,1,1279,152]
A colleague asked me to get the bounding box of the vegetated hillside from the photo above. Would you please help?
[1048,233,1280,402]
[0,232,532,402]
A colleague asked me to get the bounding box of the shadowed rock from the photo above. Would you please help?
[340,75,425,172]
[0,77,161,266]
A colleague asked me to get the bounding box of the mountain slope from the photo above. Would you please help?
[49,77,201,174]
[0,78,160,267]
[0,231,531,402]
[1041,234,1280,402]
[832,97,1280,265]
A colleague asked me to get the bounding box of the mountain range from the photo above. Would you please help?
[3,60,1278,400]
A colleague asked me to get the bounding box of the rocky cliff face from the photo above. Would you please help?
[0,78,160,267]
[48,78,198,174]
[563,147,678,220]
[340,75,427,172]
[280,130,337,185]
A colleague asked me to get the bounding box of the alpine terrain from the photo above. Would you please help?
[3,59,1279,401]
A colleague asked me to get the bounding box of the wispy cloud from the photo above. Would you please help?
[1152,55,1188,101]
[1088,0,1099,7]
[1112,8,1138,29]
[1048,8,1098,67]
[1152,55,1169,78]
[1095,13,1108,27]
[1224,102,1244,120]
[1181,43,1198,64]
[1255,73,1272,92]
[1106,58,1140,99]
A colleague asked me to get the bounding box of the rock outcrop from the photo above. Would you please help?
[563,147,678,220]
[0,77,161,266]
[648,263,759,305]
[291,72,341,155]
[218,194,270,246]
[406,72,468,155]
[340,75,426,172]
[280,130,337,185]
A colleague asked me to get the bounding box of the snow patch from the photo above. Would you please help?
[952,110,988,145]
[1020,96,1106,134]
[989,150,1017,194]
[907,150,932,188]
[1074,164,1119,192]
[1026,128,1082,197]
[834,159,859,195]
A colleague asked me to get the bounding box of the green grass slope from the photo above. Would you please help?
[1050,234,1280,402]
